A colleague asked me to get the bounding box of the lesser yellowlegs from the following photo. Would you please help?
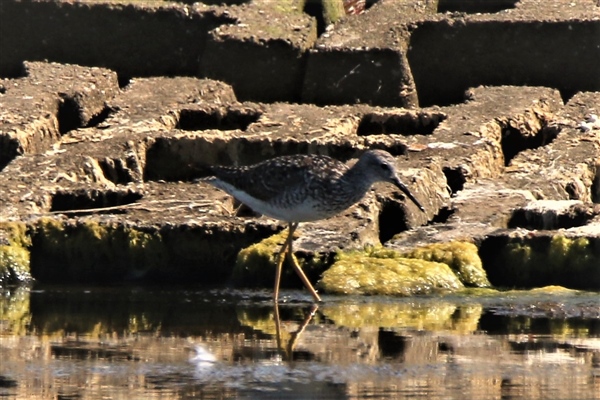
[204,149,426,302]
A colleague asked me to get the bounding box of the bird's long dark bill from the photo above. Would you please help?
[393,177,426,212]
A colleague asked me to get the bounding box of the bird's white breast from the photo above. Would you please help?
[210,179,325,222]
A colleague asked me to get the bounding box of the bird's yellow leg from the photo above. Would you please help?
[287,252,322,303]
[274,223,295,302]
[273,300,283,352]
[286,225,322,303]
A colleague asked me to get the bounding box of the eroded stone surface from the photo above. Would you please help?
[201,3,318,102]
[503,91,600,202]
[0,0,234,77]
[0,62,119,169]
[2,0,598,107]
[0,1,599,290]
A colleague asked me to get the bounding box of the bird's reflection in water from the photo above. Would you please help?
[191,301,318,374]
[274,302,319,361]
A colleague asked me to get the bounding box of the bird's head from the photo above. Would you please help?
[358,150,426,212]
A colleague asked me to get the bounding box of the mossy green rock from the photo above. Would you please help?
[402,241,490,288]
[234,230,285,287]
[234,229,326,288]
[318,247,464,296]
[32,217,168,282]
[0,222,32,286]
[490,235,600,289]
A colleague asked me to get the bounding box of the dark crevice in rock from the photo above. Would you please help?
[0,62,28,80]
[144,138,207,182]
[592,166,600,204]
[501,122,559,166]
[508,205,597,230]
[360,0,380,12]
[303,0,327,36]
[565,182,581,201]
[437,0,518,14]
[86,106,114,128]
[50,189,143,215]
[57,95,83,134]
[442,167,466,195]
[0,136,21,172]
[117,75,132,89]
[177,109,261,131]
[368,143,410,157]
[97,157,137,185]
[378,198,410,244]
[58,98,115,134]
[357,112,446,136]
[428,206,454,224]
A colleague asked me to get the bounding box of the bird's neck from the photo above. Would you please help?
[340,160,374,200]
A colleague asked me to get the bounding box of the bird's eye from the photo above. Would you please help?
[380,163,390,170]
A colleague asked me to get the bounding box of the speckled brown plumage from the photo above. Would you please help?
[204,149,424,223]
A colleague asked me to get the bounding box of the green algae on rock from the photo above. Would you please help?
[402,241,490,288]
[233,230,286,287]
[233,229,327,288]
[318,247,463,296]
[0,221,33,286]
[486,235,600,290]
[31,217,168,282]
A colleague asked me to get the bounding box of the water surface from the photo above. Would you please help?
[1,285,599,399]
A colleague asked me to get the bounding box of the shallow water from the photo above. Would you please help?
[1,285,599,399]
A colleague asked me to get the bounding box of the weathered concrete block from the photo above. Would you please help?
[387,180,536,252]
[302,0,432,107]
[26,182,280,284]
[0,62,119,170]
[302,47,417,107]
[480,226,600,290]
[200,6,317,102]
[2,0,598,107]
[0,0,233,77]
[107,77,237,126]
[509,200,600,231]
[407,0,600,106]
[503,91,600,202]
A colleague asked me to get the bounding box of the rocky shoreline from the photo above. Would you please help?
[1,0,599,291]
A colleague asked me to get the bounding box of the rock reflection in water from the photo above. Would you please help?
[0,285,599,399]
